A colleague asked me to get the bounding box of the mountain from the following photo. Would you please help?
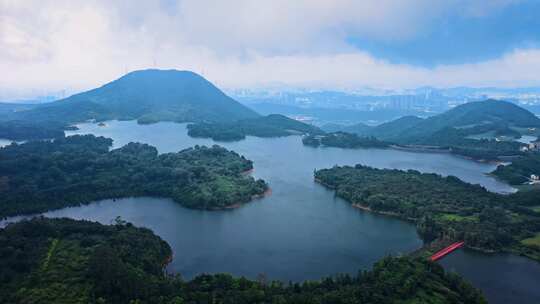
[321,123,349,133]
[8,69,259,124]
[359,100,540,142]
[366,116,425,139]
[399,99,540,141]
[341,122,373,134]
[323,116,424,139]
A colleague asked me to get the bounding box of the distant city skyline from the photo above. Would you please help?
[2,0,540,98]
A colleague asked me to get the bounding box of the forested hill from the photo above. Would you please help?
[6,69,260,125]
[364,100,540,142]
[335,100,539,142]
[187,114,323,141]
[0,135,267,217]
[363,115,425,139]
[322,100,538,160]
[398,99,540,141]
[0,217,486,304]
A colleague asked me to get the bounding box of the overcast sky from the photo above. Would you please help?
[2,0,540,98]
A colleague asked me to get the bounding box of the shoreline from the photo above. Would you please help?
[389,145,513,165]
[241,168,254,175]
[315,177,539,263]
[350,203,416,222]
[210,187,272,211]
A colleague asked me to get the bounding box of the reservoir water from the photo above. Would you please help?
[2,120,537,303]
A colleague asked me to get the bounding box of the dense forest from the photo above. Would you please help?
[0,135,267,217]
[0,218,486,304]
[412,126,525,161]
[302,132,389,149]
[0,120,73,141]
[187,114,323,141]
[315,165,540,260]
[492,153,540,184]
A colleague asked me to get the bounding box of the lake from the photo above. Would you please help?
[2,120,537,303]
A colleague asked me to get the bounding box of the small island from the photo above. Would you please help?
[315,165,540,261]
[0,217,486,304]
[302,132,389,149]
[187,114,323,141]
[0,135,268,217]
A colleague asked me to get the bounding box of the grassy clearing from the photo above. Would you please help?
[42,238,59,271]
[522,233,540,249]
[438,213,478,222]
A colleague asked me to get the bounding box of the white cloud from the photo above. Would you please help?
[0,0,538,99]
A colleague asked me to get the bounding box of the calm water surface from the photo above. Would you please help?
[2,120,537,303]
[440,250,540,304]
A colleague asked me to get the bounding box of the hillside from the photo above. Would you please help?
[0,102,37,117]
[187,114,323,141]
[0,218,486,304]
[321,116,423,139]
[347,100,540,143]
[330,100,537,160]
[9,69,259,124]
[397,100,540,142]
[363,115,424,139]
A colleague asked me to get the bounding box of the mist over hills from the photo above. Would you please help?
[6,70,259,125]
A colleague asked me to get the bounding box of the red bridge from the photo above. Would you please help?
[430,242,464,261]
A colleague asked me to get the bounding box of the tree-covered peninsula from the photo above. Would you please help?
[0,135,267,217]
[0,217,486,304]
[315,165,540,261]
[187,114,323,141]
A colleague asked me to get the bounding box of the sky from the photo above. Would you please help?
[2,0,540,99]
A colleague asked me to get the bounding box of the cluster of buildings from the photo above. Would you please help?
[521,139,540,152]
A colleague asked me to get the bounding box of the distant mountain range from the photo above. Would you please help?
[3,69,259,125]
